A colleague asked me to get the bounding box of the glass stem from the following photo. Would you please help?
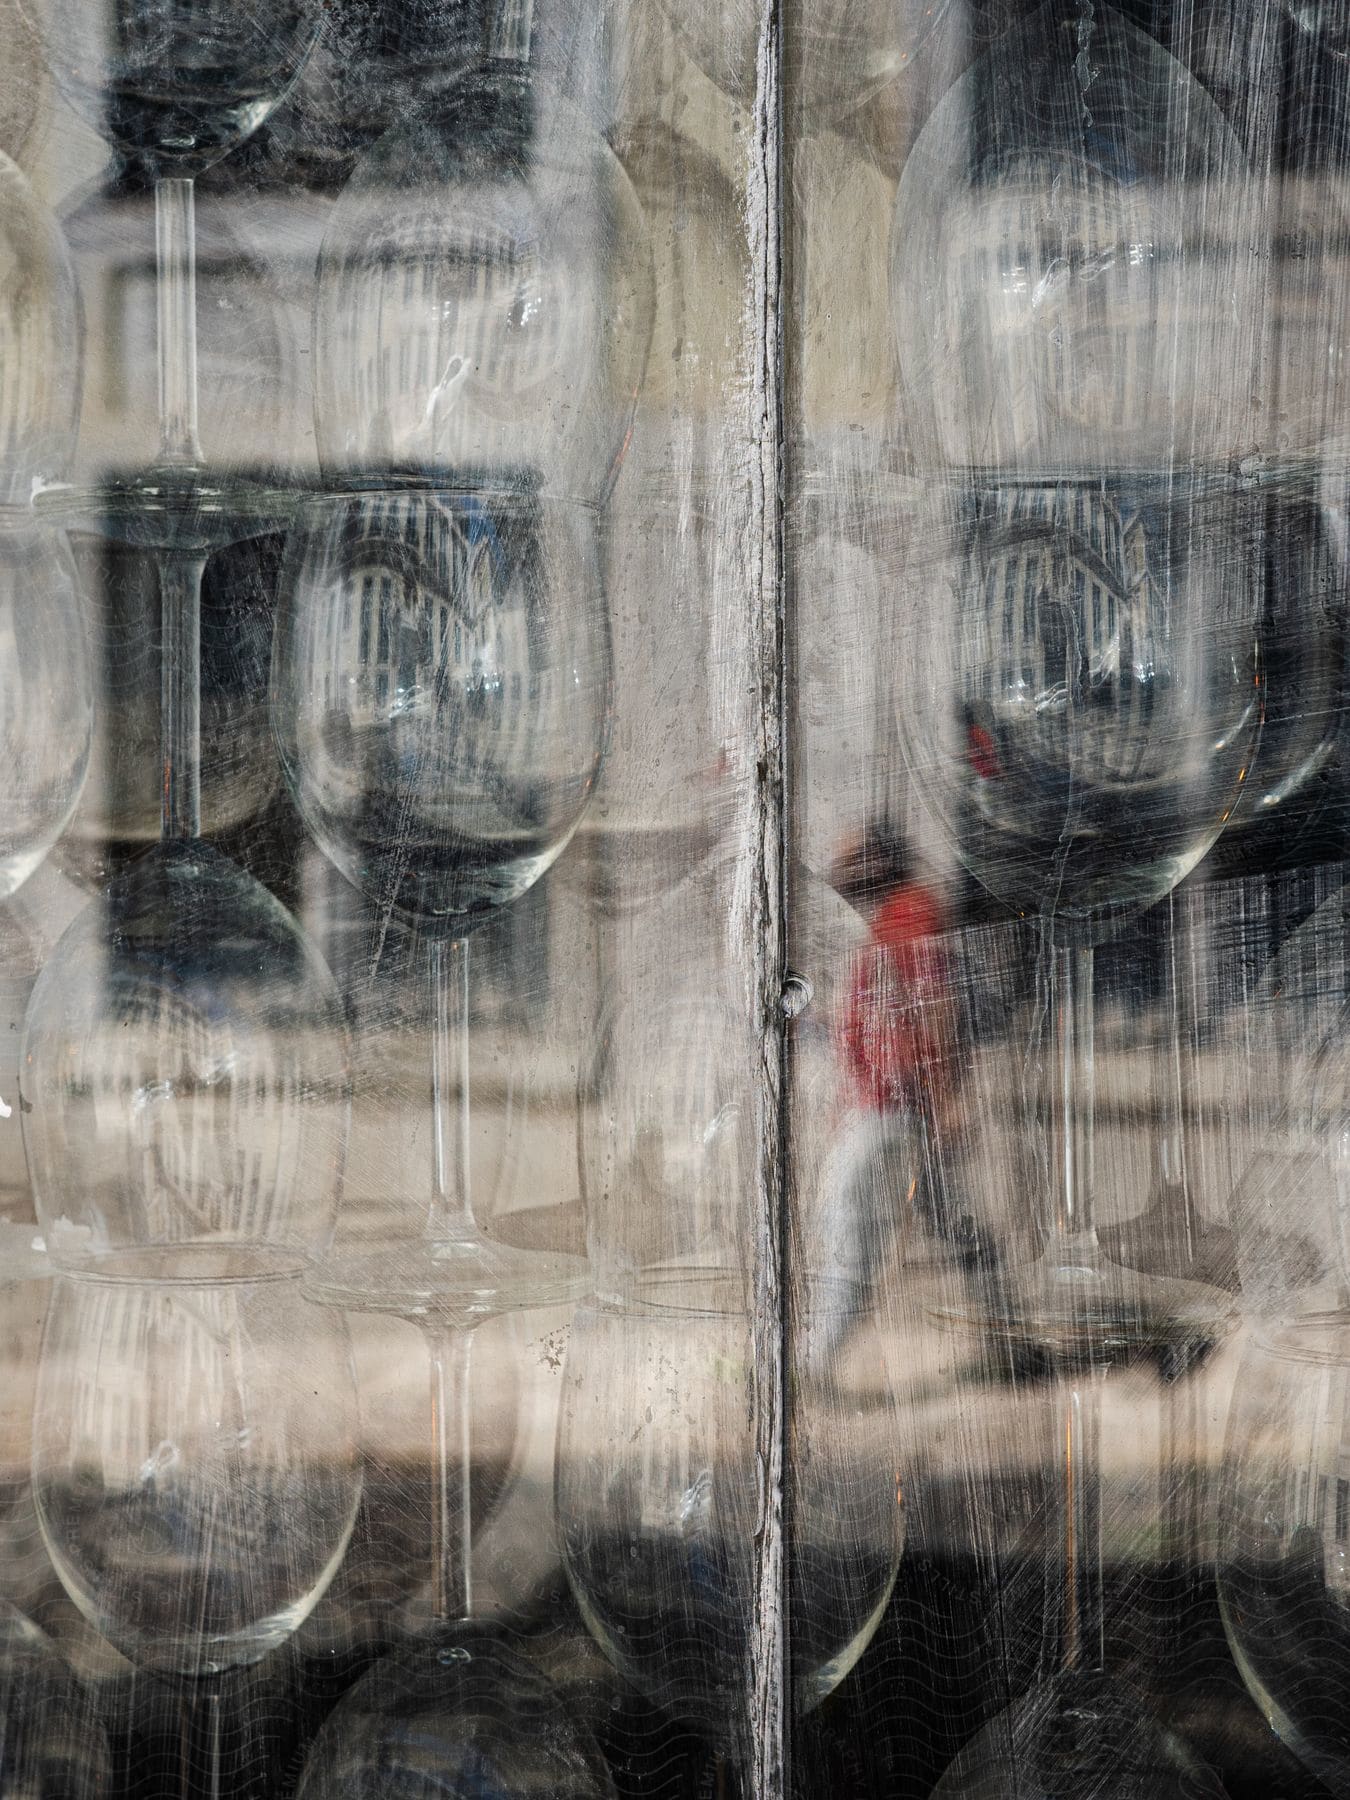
[429,936,474,1239]
[1163,892,1200,1262]
[155,176,202,469]
[1057,1366,1106,1677]
[427,1322,475,1624]
[178,1681,224,1800]
[1051,942,1096,1250]
[488,0,534,59]
[160,549,205,840]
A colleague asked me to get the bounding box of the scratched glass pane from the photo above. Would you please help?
[0,0,1344,1795]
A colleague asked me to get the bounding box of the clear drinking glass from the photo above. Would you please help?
[0,523,93,900]
[32,1275,361,1677]
[21,840,350,1280]
[16,0,322,180]
[890,5,1252,478]
[1218,1315,1350,1798]
[556,1271,904,1772]
[311,57,653,502]
[276,488,610,934]
[0,152,78,506]
[0,1600,111,1797]
[895,475,1260,1348]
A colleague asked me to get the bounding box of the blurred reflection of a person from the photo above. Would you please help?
[813,824,969,1372]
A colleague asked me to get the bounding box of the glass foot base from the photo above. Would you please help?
[303,1232,592,1324]
[40,471,298,550]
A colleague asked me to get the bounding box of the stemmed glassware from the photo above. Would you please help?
[896,475,1261,1353]
[566,975,905,1783]
[273,486,616,1791]
[1218,1315,1350,1799]
[0,152,93,901]
[1218,973,1350,1798]
[277,488,609,1306]
[556,1272,905,1784]
[0,1598,111,1796]
[888,8,1260,1793]
[31,1275,361,1797]
[18,0,321,517]
[277,3,651,1296]
[15,0,326,941]
[1102,487,1347,1300]
[17,0,350,1281]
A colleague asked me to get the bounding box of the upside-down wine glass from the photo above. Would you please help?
[1217,987,1350,1799]
[0,152,93,900]
[556,1272,906,1788]
[16,0,349,1279]
[31,1275,362,1799]
[20,566,350,1280]
[1103,488,1346,1304]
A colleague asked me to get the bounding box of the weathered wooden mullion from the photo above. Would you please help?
[747,0,789,1792]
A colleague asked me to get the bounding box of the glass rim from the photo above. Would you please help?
[592,1263,869,1320]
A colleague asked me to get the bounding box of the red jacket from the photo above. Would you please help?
[840,883,958,1112]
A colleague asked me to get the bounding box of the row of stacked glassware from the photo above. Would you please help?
[0,1,669,1795]
[883,6,1350,1797]
[0,0,1348,1796]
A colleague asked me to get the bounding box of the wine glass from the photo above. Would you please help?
[294,1625,619,1799]
[311,56,654,502]
[893,478,1252,1794]
[890,5,1253,479]
[897,475,1260,1352]
[657,0,952,117]
[31,1274,361,1793]
[275,483,609,1775]
[0,152,78,508]
[276,485,607,1298]
[16,0,321,181]
[556,1270,905,1778]
[0,522,93,901]
[1101,487,1347,1302]
[1218,1315,1350,1798]
[0,156,93,900]
[21,0,323,801]
[0,1599,111,1795]
[21,836,351,1279]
